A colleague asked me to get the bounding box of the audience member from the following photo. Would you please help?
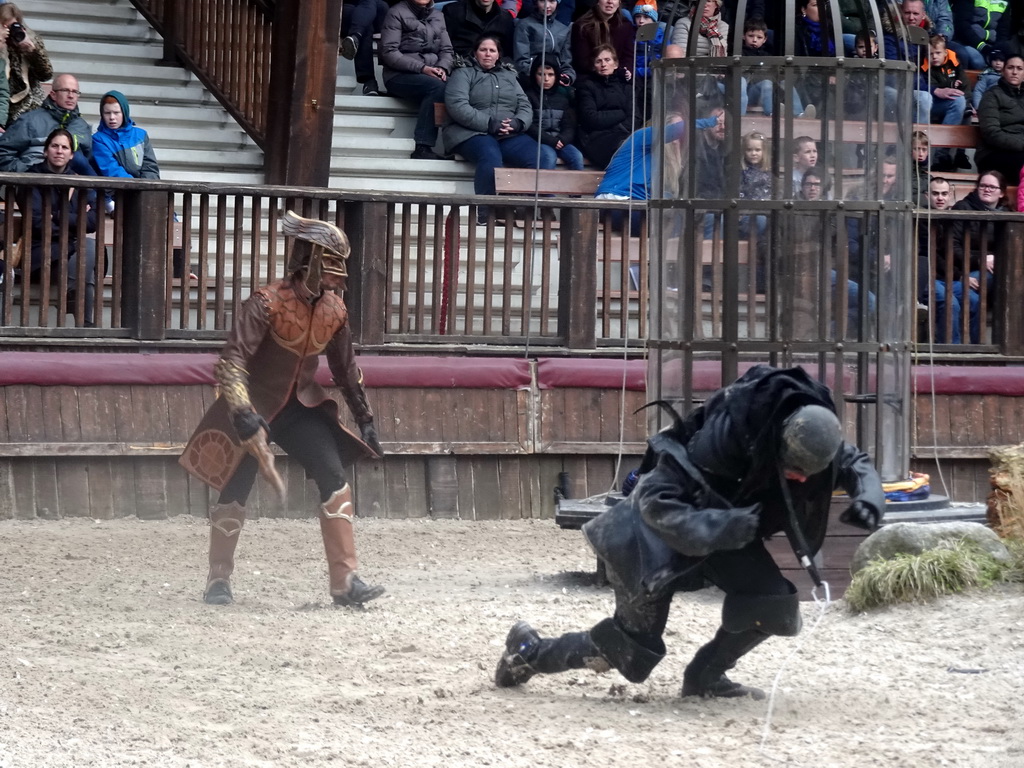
[883,0,932,124]
[92,91,159,182]
[972,47,1006,112]
[911,130,930,207]
[921,175,970,344]
[0,29,10,128]
[790,135,817,196]
[0,3,53,127]
[631,3,664,80]
[793,0,834,116]
[575,44,635,169]
[339,0,390,96]
[694,103,727,237]
[739,130,770,239]
[847,30,897,121]
[948,170,1008,343]
[20,128,98,327]
[380,0,454,161]
[798,166,824,201]
[743,16,805,119]
[0,74,93,173]
[975,54,1024,182]
[513,0,575,85]
[666,0,746,114]
[523,58,583,170]
[442,34,548,223]
[443,0,515,60]
[595,111,719,234]
[571,0,635,78]
[925,34,972,172]
[953,0,1012,71]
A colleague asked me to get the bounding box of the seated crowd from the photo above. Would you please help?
[0,3,166,326]
[346,0,1023,207]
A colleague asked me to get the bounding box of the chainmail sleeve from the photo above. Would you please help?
[214,291,271,413]
[325,322,374,425]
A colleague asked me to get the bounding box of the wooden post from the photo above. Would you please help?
[558,207,599,349]
[158,0,181,67]
[121,189,169,340]
[264,0,342,186]
[344,201,390,345]
[996,221,1024,356]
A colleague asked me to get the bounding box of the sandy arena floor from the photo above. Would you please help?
[1,516,1021,768]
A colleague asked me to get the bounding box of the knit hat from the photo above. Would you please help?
[633,2,658,23]
[987,47,1007,66]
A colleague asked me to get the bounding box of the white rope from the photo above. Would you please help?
[759,581,832,757]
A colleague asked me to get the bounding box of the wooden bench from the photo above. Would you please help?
[495,167,605,196]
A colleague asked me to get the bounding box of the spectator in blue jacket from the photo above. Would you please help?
[92,91,160,182]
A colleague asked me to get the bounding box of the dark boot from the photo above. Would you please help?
[204,502,246,605]
[319,485,384,607]
[494,621,608,687]
[681,628,769,700]
[340,34,359,60]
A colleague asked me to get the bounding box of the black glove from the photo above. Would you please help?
[715,504,762,550]
[487,116,503,134]
[508,118,525,133]
[232,409,269,441]
[840,500,880,531]
[360,421,384,456]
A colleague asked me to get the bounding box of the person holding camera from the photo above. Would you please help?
[0,3,54,127]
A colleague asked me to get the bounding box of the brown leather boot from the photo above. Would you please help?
[319,485,384,607]
[204,501,246,605]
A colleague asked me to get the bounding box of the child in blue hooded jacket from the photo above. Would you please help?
[92,91,160,182]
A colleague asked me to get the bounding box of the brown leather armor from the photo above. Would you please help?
[180,277,374,489]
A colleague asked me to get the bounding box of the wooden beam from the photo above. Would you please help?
[264,0,342,186]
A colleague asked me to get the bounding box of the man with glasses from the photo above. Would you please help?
[0,73,94,173]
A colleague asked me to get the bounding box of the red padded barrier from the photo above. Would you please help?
[536,358,646,390]
[1,352,1021,396]
[338,356,532,389]
[0,352,533,390]
[0,352,219,386]
[913,366,1024,396]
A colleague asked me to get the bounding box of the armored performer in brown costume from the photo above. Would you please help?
[180,211,385,608]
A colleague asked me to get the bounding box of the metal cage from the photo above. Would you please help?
[646,0,918,482]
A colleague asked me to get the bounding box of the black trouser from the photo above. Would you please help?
[613,539,790,643]
[527,541,794,682]
[218,398,348,505]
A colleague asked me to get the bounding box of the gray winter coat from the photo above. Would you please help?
[380,0,454,84]
[513,13,575,84]
[0,97,93,173]
[442,59,532,153]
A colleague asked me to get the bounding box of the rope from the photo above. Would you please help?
[759,582,832,758]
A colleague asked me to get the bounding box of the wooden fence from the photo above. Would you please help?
[130,0,274,147]
[1,176,1022,359]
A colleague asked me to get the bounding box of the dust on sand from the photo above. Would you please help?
[1,517,1021,768]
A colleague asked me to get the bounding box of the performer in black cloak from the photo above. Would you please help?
[494,364,884,699]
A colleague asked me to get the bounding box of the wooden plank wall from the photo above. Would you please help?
[0,381,1018,521]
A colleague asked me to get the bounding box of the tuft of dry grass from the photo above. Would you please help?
[845,538,1010,612]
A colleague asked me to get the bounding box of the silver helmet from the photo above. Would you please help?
[281,210,351,293]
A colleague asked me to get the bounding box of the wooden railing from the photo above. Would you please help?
[130,0,274,148]
[1,175,1022,359]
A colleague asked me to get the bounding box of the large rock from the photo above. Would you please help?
[851,522,1011,574]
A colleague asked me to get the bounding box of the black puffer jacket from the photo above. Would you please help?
[977,77,1024,154]
[523,61,576,147]
[582,365,884,602]
[575,69,635,170]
